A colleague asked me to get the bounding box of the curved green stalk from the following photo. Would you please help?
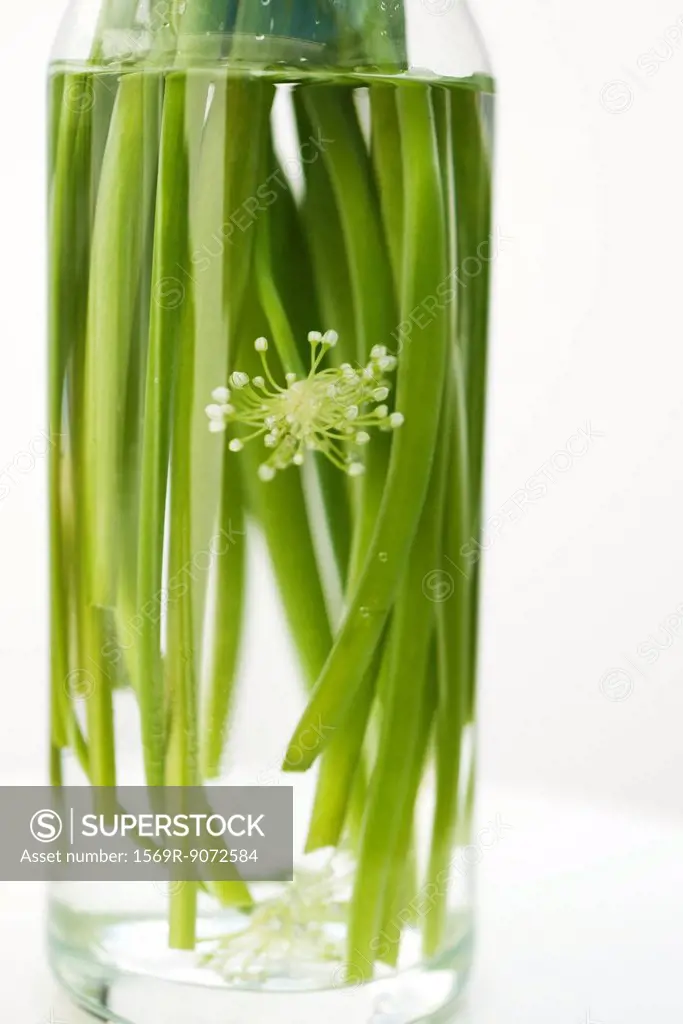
[304,638,384,852]
[292,91,376,847]
[283,84,448,774]
[418,91,476,954]
[302,85,395,582]
[48,74,90,764]
[301,86,394,365]
[347,399,448,979]
[424,357,472,956]
[286,86,401,842]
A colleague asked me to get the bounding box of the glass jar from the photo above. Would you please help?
[47,1,493,1021]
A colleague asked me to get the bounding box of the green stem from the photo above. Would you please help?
[370,85,403,288]
[377,659,437,965]
[80,606,117,786]
[283,84,448,775]
[164,85,200,939]
[169,878,198,950]
[253,169,352,611]
[285,86,403,843]
[50,72,120,784]
[295,94,357,372]
[196,77,272,781]
[302,85,395,583]
[247,470,332,685]
[48,74,90,761]
[302,85,395,367]
[83,73,154,609]
[136,74,200,788]
[424,356,472,956]
[293,93,383,844]
[50,0,490,969]
[304,639,384,852]
[347,440,446,979]
[235,303,335,687]
[450,88,492,521]
[201,449,245,779]
[116,76,163,694]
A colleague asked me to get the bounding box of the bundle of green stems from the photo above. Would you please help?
[49,0,491,978]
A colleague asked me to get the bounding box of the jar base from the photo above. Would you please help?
[49,908,473,1024]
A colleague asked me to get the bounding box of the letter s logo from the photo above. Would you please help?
[30,809,63,843]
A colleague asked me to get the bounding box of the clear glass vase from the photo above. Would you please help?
[47,1,494,1020]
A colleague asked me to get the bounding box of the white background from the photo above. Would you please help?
[0,0,682,1021]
